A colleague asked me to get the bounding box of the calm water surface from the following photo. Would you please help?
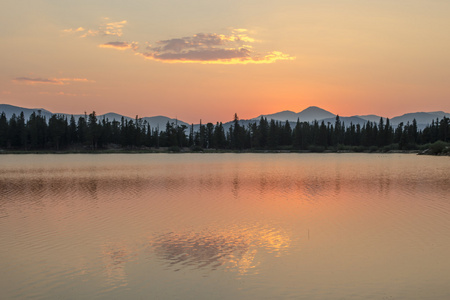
[0,153,449,299]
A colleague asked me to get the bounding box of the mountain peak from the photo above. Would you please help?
[300,106,332,113]
[249,106,335,122]
[297,106,335,122]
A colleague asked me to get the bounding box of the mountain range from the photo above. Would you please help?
[0,104,189,130]
[1,104,449,131]
[251,106,449,130]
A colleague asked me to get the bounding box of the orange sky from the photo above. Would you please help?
[1,0,449,123]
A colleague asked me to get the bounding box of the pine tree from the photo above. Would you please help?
[0,113,9,148]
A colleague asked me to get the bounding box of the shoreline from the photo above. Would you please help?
[0,148,435,155]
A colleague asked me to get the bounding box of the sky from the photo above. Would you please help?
[1,0,450,123]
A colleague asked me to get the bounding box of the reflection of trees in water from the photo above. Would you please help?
[232,173,240,198]
[2,169,449,209]
[150,226,291,274]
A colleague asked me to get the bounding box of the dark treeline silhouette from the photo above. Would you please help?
[0,111,449,151]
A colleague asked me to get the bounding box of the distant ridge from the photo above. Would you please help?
[252,106,335,122]
[356,115,384,123]
[0,104,54,120]
[1,103,449,130]
[249,107,449,130]
[0,104,188,129]
[390,112,450,126]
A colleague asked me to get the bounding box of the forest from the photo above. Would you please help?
[0,111,449,153]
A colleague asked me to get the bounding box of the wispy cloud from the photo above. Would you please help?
[39,91,88,97]
[99,20,127,37]
[99,41,138,51]
[13,77,94,85]
[13,77,62,85]
[62,27,85,34]
[56,91,81,96]
[63,19,127,38]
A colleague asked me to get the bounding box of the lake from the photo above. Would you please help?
[0,153,449,299]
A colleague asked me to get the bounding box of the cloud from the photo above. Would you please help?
[139,50,293,64]
[13,77,63,85]
[144,48,251,61]
[64,20,294,64]
[39,91,88,97]
[62,27,85,34]
[99,41,138,51]
[13,77,94,85]
[56,92,78,96]
[154,33,243,52]
[101,20,127,37]
[63,19,127,38]
[139,30,294,64]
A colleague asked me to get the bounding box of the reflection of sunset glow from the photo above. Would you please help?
[150,225,291,274]
[102,243,137,288]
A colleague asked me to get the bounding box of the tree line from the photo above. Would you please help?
[0,111,449,151]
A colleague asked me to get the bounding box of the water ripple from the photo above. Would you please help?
[1,154,450,300]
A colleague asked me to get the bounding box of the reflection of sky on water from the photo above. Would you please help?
[101,243,138,289]
[97,224,291,288]
[1,154,450,299]
[150,225,291,274]
[2,157,449,208]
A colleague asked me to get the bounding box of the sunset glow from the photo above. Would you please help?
[1,1,449,123]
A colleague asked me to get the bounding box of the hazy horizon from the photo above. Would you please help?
[2,103,449,126]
